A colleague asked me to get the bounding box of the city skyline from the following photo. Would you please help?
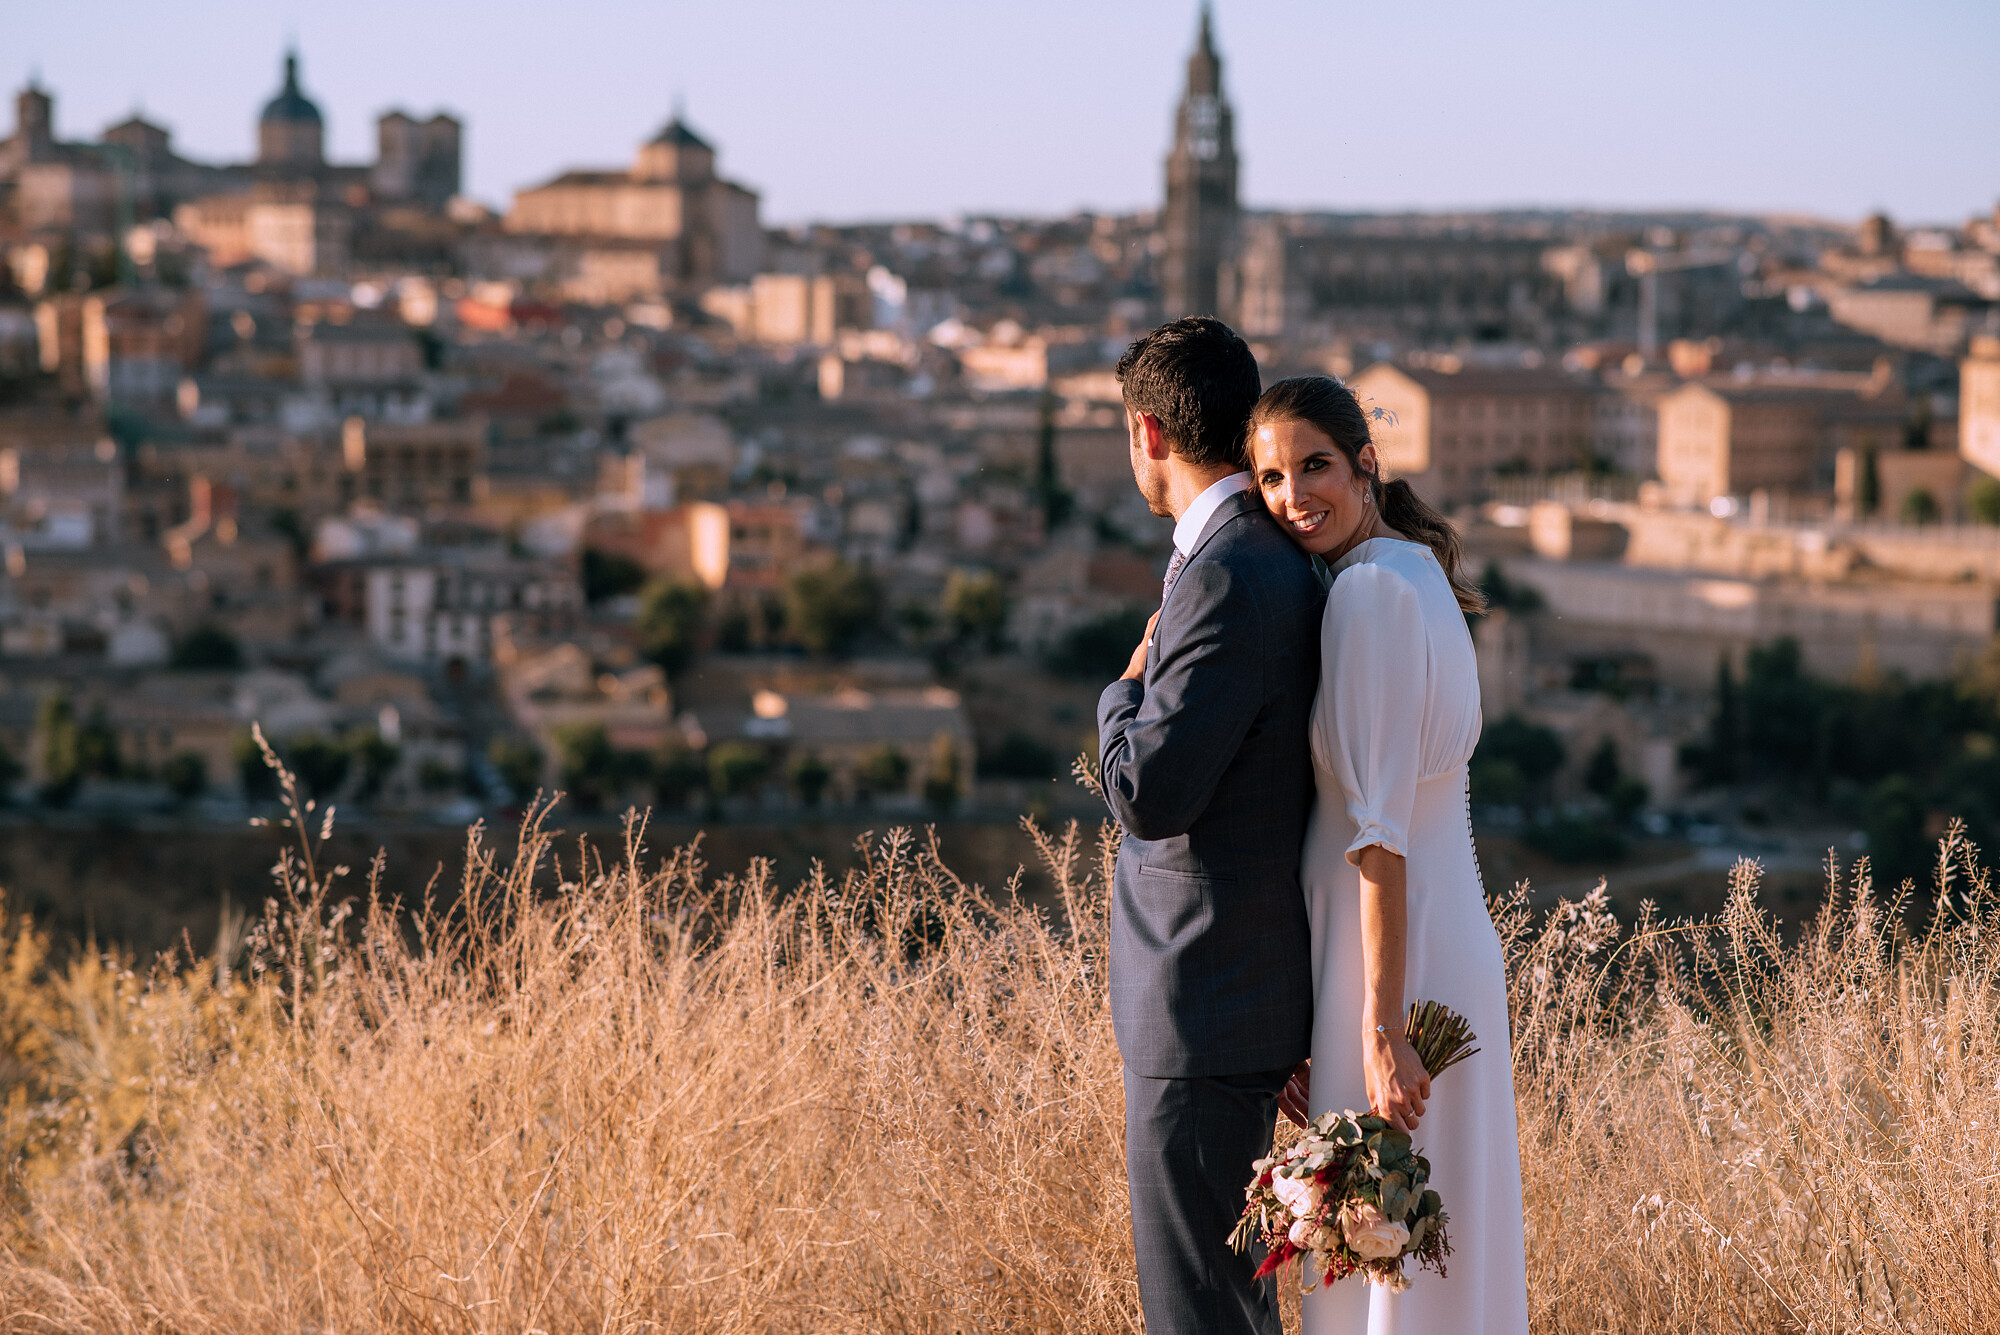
[11,0,1997,228]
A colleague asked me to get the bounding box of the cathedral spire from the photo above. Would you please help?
[1188,6,1221,96]
[1161,5,1239,318]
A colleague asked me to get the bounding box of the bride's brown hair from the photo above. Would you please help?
[1249,375,1487,615]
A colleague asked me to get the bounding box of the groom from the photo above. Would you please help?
[1097,317,1324,1335]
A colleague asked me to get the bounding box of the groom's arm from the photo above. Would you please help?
[1097,558,1266,842]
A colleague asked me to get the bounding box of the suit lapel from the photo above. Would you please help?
[1186,487,1260,567]
[1147,488,1262,675]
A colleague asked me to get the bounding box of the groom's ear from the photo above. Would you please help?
[1133,410,1173,462]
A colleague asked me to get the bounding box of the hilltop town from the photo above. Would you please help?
[0,22,1997,878]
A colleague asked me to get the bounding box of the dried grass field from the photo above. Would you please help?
[3,759,1998,1332]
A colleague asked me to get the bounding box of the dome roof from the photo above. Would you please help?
[260,53,322,125]
[649,118,712,152]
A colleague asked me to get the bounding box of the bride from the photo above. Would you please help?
[1248,376,1530,1335]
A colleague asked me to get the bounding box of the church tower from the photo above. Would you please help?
[258,50,324,171]
[1161,7,1239,319]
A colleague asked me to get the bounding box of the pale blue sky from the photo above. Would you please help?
[11,1,1997,225]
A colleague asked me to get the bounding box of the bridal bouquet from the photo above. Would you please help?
[1227,1001,1478,1293]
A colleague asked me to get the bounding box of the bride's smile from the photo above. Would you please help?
[1250,417,1391,561]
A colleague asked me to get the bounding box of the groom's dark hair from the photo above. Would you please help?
[1115,316,1262,469]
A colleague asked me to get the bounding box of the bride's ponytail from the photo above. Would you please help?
[1378,478,1484,614]
[1249,377,1487,615]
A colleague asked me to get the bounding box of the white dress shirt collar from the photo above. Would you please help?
[1172,471,1253,555]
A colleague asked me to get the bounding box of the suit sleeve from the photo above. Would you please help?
[1096,558,1266,842]
[1312,563,1427,864]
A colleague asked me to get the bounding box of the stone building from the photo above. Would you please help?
[1957,335,2000,478]
[1230,214,1566,345]
[506,117,763,288]
[339,418,485,509]
[1160,8,1238,319]
[1347,360,1595,506]
[372,110,461,210]
[1655,376,1905,508]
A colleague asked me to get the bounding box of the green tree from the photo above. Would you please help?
[651,743,708,809]
[944,570,1008,650]
[269,508,310,561]
[1900,487,1940,526]
[235,730,278,801]
[1863,774,1929,889]
[716,605,754,653]
[1479,561,1545,615]
[36,694,79,808]
[75,707,120,780]
[582,548,648,605]
[1524,815,1628,865]
[636,578,709,677]
[347,728,400,801]
[1584,737,1622,798]
[978,731,1057,780]
[1969,475,2000,526]
[286,733,349,801]
[1047,607,1152,680]
[857,744,910,801]
[922,732,962,813]
[1855,446,1880,517]
[1473,713,1565,809]
[1696,651,1742,785]
[171,624,244,670]
[488,735,543,801]
[1584,737,1651,823]
[1034,388,1073,529]
[418,760,461,793]
[708,741,771,801]
[1468,757,1527,808]
[785,561,878,657]
[791,751,833,809]
[895,598,940,649]
[555,724,629,812]
[0,737,23,804]
[1905,398,1935,451]
[1608,777,1650,824]
[1742,638,1826,776]
[161,751,207,801]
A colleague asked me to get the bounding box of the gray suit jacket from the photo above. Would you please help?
[1097,488,1324,1078]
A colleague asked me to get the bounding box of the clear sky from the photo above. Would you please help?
[11,0,1997,226]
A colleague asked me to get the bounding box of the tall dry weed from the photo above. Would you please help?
[1506,824,2000,1334]
[1,742,1998,1333]
[1,745,1133,1332]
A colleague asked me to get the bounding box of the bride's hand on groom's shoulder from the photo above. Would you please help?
[1120,610,1162,682]
[1364,1030,1431,1134]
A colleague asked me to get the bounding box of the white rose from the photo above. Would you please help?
[1288,1217,1334,1250]
[1271,1172,1321,1219]
[1340,1201,1412,1260]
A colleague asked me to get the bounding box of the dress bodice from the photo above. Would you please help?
[1309,537,1482,865]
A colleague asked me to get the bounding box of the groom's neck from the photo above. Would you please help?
[1161,458,1245,521]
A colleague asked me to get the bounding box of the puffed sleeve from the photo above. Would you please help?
[1313,563,1428,865]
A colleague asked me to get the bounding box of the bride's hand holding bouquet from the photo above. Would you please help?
[1230,1001,1478,1292]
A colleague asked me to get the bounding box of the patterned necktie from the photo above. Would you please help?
[1162,548,1187,602]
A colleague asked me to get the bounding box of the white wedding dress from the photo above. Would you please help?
[1300,538,1530,1335]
